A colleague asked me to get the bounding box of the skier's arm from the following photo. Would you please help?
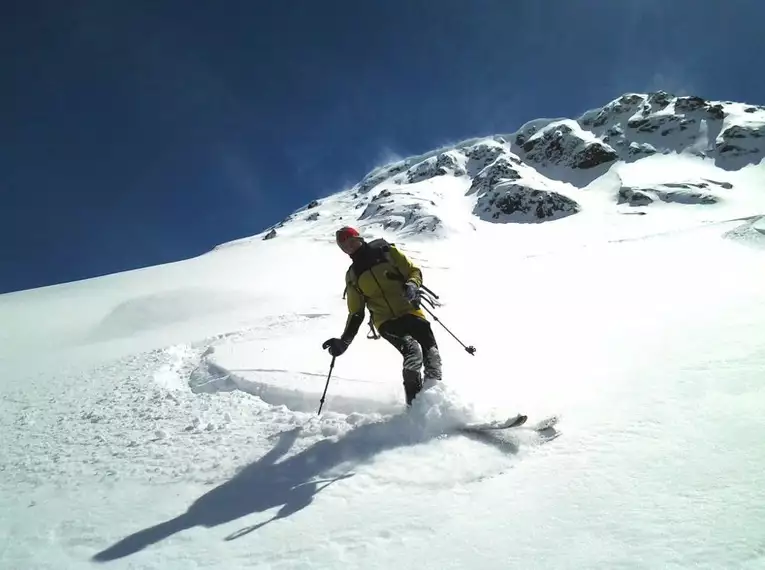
[388,245,423,288]
[341,275,366,344]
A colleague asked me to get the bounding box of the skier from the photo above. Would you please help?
[322,226,442,406]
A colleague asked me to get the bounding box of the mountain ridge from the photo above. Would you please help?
[221,90,764,249]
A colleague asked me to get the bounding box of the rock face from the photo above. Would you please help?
[357,188,442,234]
[577,91,765,169]
[476,184,580,223]
[618,181,723,207]
[253,90,762,242]
[468,157,521,195]
[520,123,619,170]
[404,152,467,184]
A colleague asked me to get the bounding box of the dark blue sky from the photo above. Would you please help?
[3,0,764,293]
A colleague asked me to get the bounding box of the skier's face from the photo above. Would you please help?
[337,236,362,255]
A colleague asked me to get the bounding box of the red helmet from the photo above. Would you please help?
[335,226,360,244]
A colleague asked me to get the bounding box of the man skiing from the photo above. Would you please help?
[322,226,442,406]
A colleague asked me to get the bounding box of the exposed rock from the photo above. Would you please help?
[592,112,611,128]
[674,96,707,113]
[521,122,618,172]
[372,189,392,201]
[607,125,624,137]
[617,188,654,206]
[405,159,438,185]
[628,142,657,157]
[355,185,443,234]
[467,157,521,195]
[514,124,538,147]
[627,114,683,134]
[436,152,467,175]
[592,94,646,127]
[405,152,467,184]
[477,184,580,223]
[722,124,765,139]
[464,143,506,175]
[655,190,718,205]
[522,124,573,161]
[717,143,745,154]
[573,143,618,169]
[707,104,725,120]
[714,123,765,165]
[702,178,733,189]
[677,118,696,131]
[619,185,718,206]
[257,92,764,243]
[647,91,673,109]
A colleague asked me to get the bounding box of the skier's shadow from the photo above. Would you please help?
[92,414,438,562]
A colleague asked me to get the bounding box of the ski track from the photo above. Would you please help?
[4,221,761,496]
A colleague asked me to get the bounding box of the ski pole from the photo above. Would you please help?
[384,270,475,354]
[419,304,476,355]
[318,356,336,414]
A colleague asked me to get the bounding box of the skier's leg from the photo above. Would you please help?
[378,319,423,405]
[409,316,442,385]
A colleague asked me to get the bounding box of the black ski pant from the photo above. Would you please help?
[378,314,442,405]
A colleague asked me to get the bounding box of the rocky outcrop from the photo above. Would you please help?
[574,143,619,169]
[627,114,685,135]
[720,124,765,140]
[476,184,580,223]
[521,123,618,170]
[467,157,521,195]
[617,188,654,206]
[627,142,657,158]
[587,93,646,128]
[674,95,707,113]
[464,142,507,176]
[714,123,765,167]
[357,187,442,234]
[618,183,719,207]
[246,91,763,244]
[405,152,467,184]
[647,91,673,110]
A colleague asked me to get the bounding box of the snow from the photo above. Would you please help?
[3,92,765,569]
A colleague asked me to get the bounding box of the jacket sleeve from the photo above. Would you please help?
[341,270,366,343]
[387,244,423,287]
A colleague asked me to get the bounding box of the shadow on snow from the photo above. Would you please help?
[92,412,521,562]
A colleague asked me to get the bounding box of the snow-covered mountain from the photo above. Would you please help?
[226,91,765,245]
[2,91,765,570]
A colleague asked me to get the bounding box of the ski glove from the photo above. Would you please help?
[404,280,420,302]
[322,337,349,357]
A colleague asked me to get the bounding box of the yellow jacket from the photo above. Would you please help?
[341,239,426,341]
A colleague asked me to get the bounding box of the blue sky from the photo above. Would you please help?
[2,0,764,293]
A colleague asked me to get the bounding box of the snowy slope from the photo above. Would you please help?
[2,91,765,569]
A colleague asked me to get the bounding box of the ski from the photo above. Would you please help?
[528,415,560,431]
[458,414,560,435]
[459,414,528,432]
